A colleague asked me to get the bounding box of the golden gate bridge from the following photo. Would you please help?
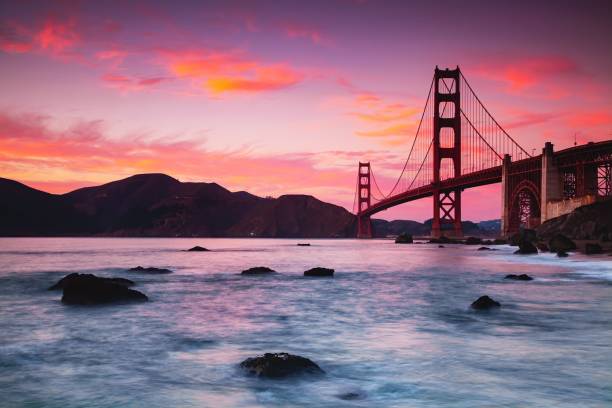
[354,66,612,238]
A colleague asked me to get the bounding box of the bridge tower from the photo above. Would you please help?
[431,66,463,238]
[357,162,372,238]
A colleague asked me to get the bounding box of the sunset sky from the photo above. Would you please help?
[1,0,611,221]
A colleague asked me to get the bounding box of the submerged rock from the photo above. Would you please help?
[470,295,501,310]
[505,274,533,281]
[128,266,172,274]
[49,273,134,290]
[240,352,324,378]
[478,246,496,251]
[514,240,538,255]
[60,274,148,305]
[464,236,482,245]
[241,266,276,275]
[394,233,413,244]
[187,246,209,252]
[548,234,576,253]
[304,267,334,277]
[297,243,311,246]
[584,243,603,255]
[438,245,445,248]
[337,391,367,401]
[557,250,569,258]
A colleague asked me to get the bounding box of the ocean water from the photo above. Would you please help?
[0,238,611,408]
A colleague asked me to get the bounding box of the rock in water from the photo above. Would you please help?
[49,273,134,290]
[548,234,576,253]
[241,266,276,275]
[584,243,603,254]
[464,236,482,245]
[128,266,172,274]
[60,274,148,305]
[471,295,501,310]
[536,242,550,252]
[394,233,413,244]
[187,246,209,252]
[505,274,533,281]
[514,240,538,254]
[240,352,324,378]
[304,267,334,277]
[557,250,569,258]
[297,243,311,246]
[478,246,496,251]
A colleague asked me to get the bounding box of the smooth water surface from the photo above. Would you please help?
[0,238,611,407]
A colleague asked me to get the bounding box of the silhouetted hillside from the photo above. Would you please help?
[0,174,355,237]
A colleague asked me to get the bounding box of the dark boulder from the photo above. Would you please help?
[514,240,538,254]
[241,266,276,275]
[557,250,569,258]
[128,266,172,274]
[304,267,334,277]
[240,352,324,378]
[584,243,603,254]
[464,236,482,245]
[470,295,501,310]
[548,234,576,253]
[536,242,550,252]
[505,274,533,281]
[60,274,148,305]
[438,245,445,248]
[509,229,536,246]
[478,246,496,251]
[493,238,507,245]
[394,233,413,244]
[49,273,134,290]
[187,246,209,252]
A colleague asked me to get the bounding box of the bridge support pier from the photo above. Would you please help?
[500,154,511,237]
[357,215,372,239]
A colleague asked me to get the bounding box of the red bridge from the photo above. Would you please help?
[355,67,612,238]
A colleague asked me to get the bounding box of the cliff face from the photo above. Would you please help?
[536,199,612,240]
[0,174,356,238]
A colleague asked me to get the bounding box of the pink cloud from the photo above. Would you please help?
[281,22,327,45]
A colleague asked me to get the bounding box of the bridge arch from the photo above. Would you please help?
[508,179,541,233]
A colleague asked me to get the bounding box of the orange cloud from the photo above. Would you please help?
[471,55,583,98]
[162,49,303,94]
[567,111,612,127]
[0,18,80,57]
[0,112,355,206]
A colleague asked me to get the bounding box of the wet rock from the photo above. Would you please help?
[128,266,172,274]
[297,243,311,246]
[240,352,324,378]
[241,266,276,275]
[187,246,209,252]
[505,274,533,281]
[470,295,501,310]
[464,236,482,245]
[49,273,134,290]
[548,234,576,253]
[304,267,334,277]
[493,238,507,245]
[60,274,148,305]
[536,242,550,252]
[514,240,538,255]
[584,243,603,255]
[557,250,569,258]
[477,246,496,251]
[509,229,536,246]
[438,245,445,248]
[394,233,413,244]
